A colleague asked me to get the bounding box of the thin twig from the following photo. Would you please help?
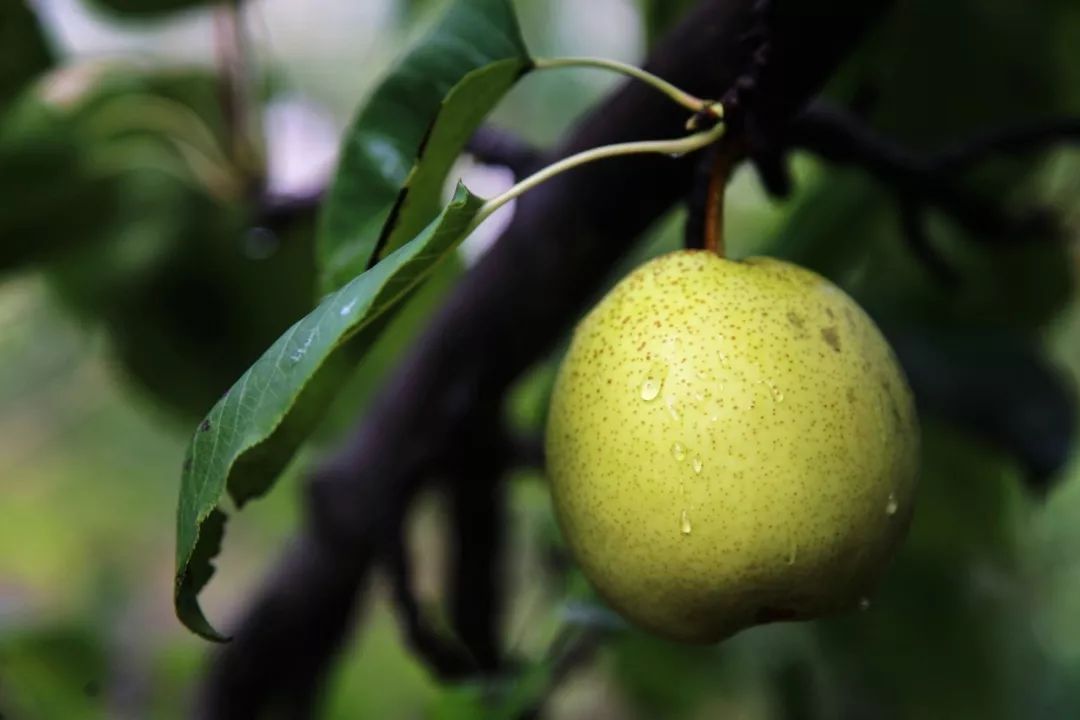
[932,118,1080,174]
[789,103,1066,245]
[516,628,604,720]
[384,521,479,680]
[213,2,263,194]
[508,432,545,471]
[897,197,958,284]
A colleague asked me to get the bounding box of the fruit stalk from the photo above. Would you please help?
[703,143,738,256]
[470,108,726,232]
[533,56,711,113]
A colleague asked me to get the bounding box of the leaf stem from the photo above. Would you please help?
[470,109,725,232]
[533,56,709,113]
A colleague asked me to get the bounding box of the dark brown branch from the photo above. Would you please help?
[788,103,1068,245]
[897,197,958,284]
[195,532,370,720]
[258,189,323,229]
[198,0,894,715]
[445,422,507,672]
[385,520,479,679]
[516,628,604,720]
[932,118,1080,174]
[508,432,545,471]
[750,148,793,198]
[686,0,772,251]
[465,126,544,180]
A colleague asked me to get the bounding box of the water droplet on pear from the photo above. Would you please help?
[885,492,899,516]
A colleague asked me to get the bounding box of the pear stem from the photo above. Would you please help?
[703,145,736,256]
[533,57,710,113]
[470,109,725,233]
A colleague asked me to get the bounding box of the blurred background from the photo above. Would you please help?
[2,0,1080,717]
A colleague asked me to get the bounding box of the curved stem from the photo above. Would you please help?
[534,56,709,113]
[470,113,725,231]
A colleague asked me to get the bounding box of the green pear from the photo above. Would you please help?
[546,250,919,643]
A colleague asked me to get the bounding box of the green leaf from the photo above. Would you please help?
[0,98,121,273]
[0,0,53,110]
[317,0,531,291]
[4,69,306,420]
[175,184,485,640]
[2,68,229,276]
[0,620,110,720]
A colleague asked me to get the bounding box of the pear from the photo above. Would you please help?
[546,250,919,643]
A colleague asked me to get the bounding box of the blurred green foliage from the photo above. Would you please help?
[0,1,53,110]
[1,0,1079,718]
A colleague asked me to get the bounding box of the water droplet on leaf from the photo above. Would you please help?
[680,509,692,535]
[671,442,686,462]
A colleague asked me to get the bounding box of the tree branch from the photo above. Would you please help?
[465,126,544,180]
[932,118,1080,174]
[385,519,479,679]
[516,627,604,720]
[787,103,1073,251]
[197,0,894,715]
[444,421,507,672]
[897,196,958,284]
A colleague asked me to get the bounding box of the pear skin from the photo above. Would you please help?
[546,250,919,643]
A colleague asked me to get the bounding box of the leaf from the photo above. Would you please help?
[4,69,304,419]
[3,68,229,276]
[317,0,531,291]
[0,620,110,720]
[0,99,122,273]
[175,184,485,640]
[0,0,53,110]
[400,0,442,22]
